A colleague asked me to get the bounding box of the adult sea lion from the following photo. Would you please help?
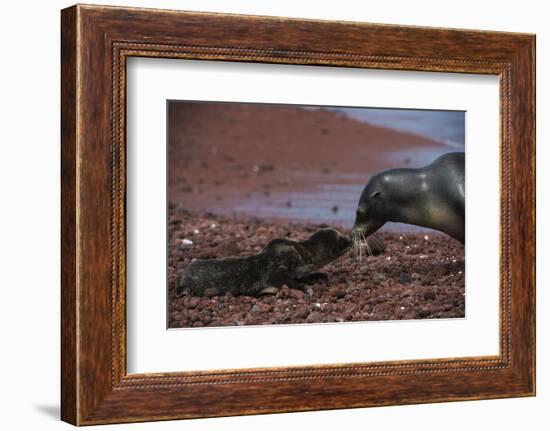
[176,228,351,297]
[352,152,465,243]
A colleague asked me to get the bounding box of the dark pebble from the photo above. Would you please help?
[423,290,437,301]
[399,272,412,284]
[434,263,450,276]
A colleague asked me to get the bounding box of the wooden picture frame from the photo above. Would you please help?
[61,4,535,425]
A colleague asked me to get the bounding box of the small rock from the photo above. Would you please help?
[213,238,240,257]
[331,287,347,299]
[401,288,414,297]
[179,239,193,249]
[420,275,433,286]
[372,273,386,283]
[262,295,275,304]
[418,307,431,318]
[187,309,199,320]
[186,297,199,309]
[423,290,437,301]
[294,305,309,319]
[276,286,291,299]
[252,163,274,174]
[289,289,305,299]
[307,311,323,323]
[434,263,450,277]
[445,297,459,307]
[399,272,412,284]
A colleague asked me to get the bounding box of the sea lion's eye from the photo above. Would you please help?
[371,191,381,199]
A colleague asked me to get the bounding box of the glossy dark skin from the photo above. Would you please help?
[352,152,465,243]
[177,228,352,297]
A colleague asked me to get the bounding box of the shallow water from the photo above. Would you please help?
[328,107,465,149]
[198,169,437,234]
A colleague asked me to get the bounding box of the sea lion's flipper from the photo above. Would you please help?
[266,264,295,287]
[296,271,329,285]
[258,286,279,296]
[294,264,317,278]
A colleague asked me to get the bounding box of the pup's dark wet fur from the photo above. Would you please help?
[177,228,351,297]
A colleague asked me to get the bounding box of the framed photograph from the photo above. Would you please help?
[61,4,535,425]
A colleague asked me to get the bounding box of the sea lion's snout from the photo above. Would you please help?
[306,228,351,258]
[176,281,185,296]
[352,211,384,239]
[176,273,187,297]
[352,207,370,237]
[338,234,352,251]
[176,268,196,297]
[323,229,352,255]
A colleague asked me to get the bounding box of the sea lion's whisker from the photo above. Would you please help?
[356,232,363,262]
[352,231,373,261]
[362,232,373,257]
[361,235,367,259]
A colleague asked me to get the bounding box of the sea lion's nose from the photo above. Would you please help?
[340,235,352,249]
[351,225,362,236]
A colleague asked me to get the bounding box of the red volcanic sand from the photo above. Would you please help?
[168,209,465,328]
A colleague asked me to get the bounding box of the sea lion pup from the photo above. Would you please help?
[352,152,465,243]
[176,228,351,297]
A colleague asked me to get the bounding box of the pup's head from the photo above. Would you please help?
[352,173,388,240]
[304,228,351,266]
